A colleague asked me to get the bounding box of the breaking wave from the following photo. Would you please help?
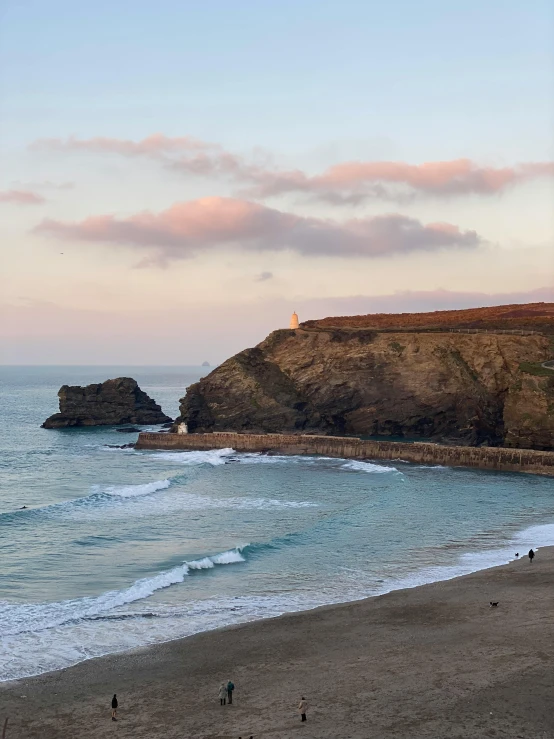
[341,460,398,473]
[152,448,234,465]
[152,448,398,473]
[0,546,248,638]
[102,479,171,498]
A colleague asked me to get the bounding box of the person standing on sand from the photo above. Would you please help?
[219,682,228,706]
[227,679,235,704]
[111,694,118,721]
[298,696,308,722]
[529,548,535,562]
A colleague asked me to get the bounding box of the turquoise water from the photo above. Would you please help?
[1,366,553,682]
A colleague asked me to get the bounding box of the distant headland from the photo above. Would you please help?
[174,303,554,450]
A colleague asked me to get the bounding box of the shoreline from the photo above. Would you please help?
[136,431,554,476]
[1,514,545,687]
[3,548,554,738]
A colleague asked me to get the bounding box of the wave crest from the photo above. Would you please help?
[0,546,248,638]
[341,460,398,473]
[103,479,171,498]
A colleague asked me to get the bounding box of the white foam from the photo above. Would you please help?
[210,549,246,564]
[371,521,554,597]
[187,549,245,569]
[513,522,554,548]
[102,479,171,498]
[0,546,247,639]
[150,447,401,474]
[186,557,216,570]
[153,448,234,466]
[341,460,398,473]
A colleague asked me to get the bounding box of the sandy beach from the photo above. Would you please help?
[2,549,554,739]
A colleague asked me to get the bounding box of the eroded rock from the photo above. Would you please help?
[42,377,172,429]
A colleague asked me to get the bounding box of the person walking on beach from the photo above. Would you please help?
[219,682,228,706]
[111,694,118,721]
[529,548,535,563]
[227,679,235,705]
[298,696,308,722]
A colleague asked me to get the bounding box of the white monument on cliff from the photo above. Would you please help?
[289,311,299,329]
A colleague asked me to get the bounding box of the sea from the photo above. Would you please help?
[1,365,554,683]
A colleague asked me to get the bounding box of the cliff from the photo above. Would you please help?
[177,304,554,450]
[42,377,172,429]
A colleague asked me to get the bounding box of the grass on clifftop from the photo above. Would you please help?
[519,361,554,377]
[303,302,554,333]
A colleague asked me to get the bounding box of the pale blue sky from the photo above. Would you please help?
[2,0,553,157]
[1,0,553,363]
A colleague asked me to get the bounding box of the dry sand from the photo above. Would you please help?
[2,549,554,738]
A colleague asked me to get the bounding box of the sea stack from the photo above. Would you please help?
[42,377,172,429]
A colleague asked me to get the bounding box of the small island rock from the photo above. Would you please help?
[42,377,172,429]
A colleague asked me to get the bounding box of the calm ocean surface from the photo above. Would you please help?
[1,365,553,682]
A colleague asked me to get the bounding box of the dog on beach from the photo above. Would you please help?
[489,601,499,608]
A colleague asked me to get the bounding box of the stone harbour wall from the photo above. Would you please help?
[135,432,554,477]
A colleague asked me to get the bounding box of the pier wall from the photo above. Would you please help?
[136,432,554,476]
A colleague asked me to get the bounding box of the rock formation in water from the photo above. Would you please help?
[176,303,554,450]
[42,377,172,429]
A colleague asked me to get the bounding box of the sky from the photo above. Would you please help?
[1,0,553,364]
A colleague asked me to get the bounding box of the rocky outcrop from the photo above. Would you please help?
[176,304,554,450]
[42,377,172,429]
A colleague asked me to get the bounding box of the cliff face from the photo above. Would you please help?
[178,321,554,449]
[503,368,554,449]
[42,377,172,429]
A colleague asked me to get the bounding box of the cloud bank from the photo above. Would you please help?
[34,196,481,262]
[32,134,554,202]
[247,160,554,203]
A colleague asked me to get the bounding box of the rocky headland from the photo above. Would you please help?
[42,377,172,429]
[176,303,554,450]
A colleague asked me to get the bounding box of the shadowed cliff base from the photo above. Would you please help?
[176,303,554,450]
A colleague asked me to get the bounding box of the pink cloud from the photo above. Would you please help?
[34,196,481,262]
[32,133,271,183]
[248,159,554,201]
[0,189,45,205]
[31,134,554,201]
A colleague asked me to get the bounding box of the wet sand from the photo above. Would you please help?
[2,549,554,738]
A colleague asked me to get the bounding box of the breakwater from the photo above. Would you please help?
[136,432,554,476]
